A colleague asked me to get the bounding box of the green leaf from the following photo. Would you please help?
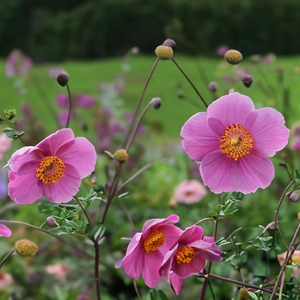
[150,289,169,300]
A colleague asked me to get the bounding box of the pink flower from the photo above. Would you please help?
[45,263,70,280]
[277,251,300,278]
[0,133,12,161]
[181,92,289,194]
[216,45,229,57]
[160,225,222,295]
[0,271,13,288]
[5,49,33,77]
[0,224,11,237]
[172,180,207,204]
[120,214,182,288]
[7,128,97,204]
[76,94,96,109]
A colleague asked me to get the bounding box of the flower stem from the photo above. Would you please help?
[74,195,92,225]
[93,239,101,300]
[65,83,72,128]
[0,249,15,269]
[171,58,208,108]
[133,280,142,300]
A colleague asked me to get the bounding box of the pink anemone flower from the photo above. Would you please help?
[160,225,222,295]
[0,224,11,237]
[277,251,300,278]
[7,128,97,204]
[5,49,33,77]
[181,92,289,194]
[120,214,182,288]
[0,133,12,161]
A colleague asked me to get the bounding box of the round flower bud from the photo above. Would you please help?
[288,191,300,202]
[224,49,243,65]
[46,216,57,227]
[155,46,173,60]
[151,97,162,110]
[162,39,176,49]
[241,74,253,88]
[114,149,129,164]
[208,81,218,92]
[15,239,38,257]
[56,71,69,87]
[239,287,250,300]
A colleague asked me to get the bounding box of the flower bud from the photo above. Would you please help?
[287,191,300,202]
[151,97,162,110]
[4,109,16,120]
[155,46,173,60]
[239,287,250,300]
[56,71,69,87]
[241,74,253,88]
[46,216,57,227]
[114,149,129,163]
[15,239,38,257]
[208,81,218,92]
[224,49,243,65]
[162,39,176,49]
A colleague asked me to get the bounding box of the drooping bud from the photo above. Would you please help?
[46,216,58,227]
[208,81,218,92]
[155,46,173,60]
[162,39,176,49]
[241,74,253,88]
[114,149,129,163]
[224,49,243,65]
[287,191,300,202]
[56,71,69,87]
[15,239,38,257]
[151,97,162,110]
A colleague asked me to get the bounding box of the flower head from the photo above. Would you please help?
[277,251,300,278]
[155,46,173,60]
[181,92,289,194]
[119,214,181,288]
[8,128,97,204]
[160,225,222,295]
[0,224,11,237]
[15,239,38,257]
[0,271,13,288]
[5,49,33,77]
[224,49,243,65]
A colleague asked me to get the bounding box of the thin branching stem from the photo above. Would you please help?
[93,239,101,300]
[74,195,92,225]
[65,83,72,128]
[0,249,15,269]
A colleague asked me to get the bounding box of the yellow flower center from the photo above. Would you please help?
[36,156,65,184]
[292,255,300,263]
[175,246,195,264]
[220,124,253,160]
[143,230,164,253]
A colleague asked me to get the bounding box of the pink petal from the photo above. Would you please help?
[160,246,178,282]
[124,233,142,257]
[57,137,97,178]
[189,241,223,261]
[207,93,255,128]
[142,250,164,288]
[8,147,43,175]
[181,112,220,162]
[249,107,289,156]
[36,129,74,156]
[42,165,81,203]
[0,224,11,237]
[158,225,182,254]
[174,255,206,279]
[200,150,274,194]
[8,170,44,204]
[142,214,179,236]
[179,225,204,245]
[170,272,183,295]
[122,244,144,281]
[291,139,300,150]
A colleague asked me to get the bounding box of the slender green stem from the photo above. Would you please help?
[133,280,142,300]
[0,249,15,269]
[93,239,101,300]
[74,195,92,225]
[66,83,72,128]
[171,58,208,108]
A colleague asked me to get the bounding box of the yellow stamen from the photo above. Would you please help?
[36,156,65,184]
[292,255,300,263]
[175,246,195,264]
[220,124,253,160]
[143,230,164,253]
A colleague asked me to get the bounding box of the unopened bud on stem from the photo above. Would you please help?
[15,239,38,257]
[56,71,69,87]
[155,46,173,60]
[151,97,162,110]
[114,149,129,164]
[224,49,243,65]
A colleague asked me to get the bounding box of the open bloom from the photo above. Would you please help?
[120,214,182,288]
[277,251,300,278]
[0,224,11,237]
[160,225,222,295]
[0,133,12,161]
[181,92,289,194]
[5,49,33,77]
[8,128,97,204]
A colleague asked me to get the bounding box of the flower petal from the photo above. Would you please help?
[249,107,289,156]
[42,164,81,203]
[0,224,11,237]
[170,272,184,296]
[122,244,144,281]
[174,255,206,279]
[142,214,179,236]
[36,129,75,156]
[181,112,220,162]
[57,137,97,178]
[200,150,274,194]
[159,224,182,254]
[179,225,204,245]
[207,92,255,128]
[8,170,44,204]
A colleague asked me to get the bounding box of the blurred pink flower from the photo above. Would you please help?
[181,92,289,194]
[56,94,69,109]
[172,180,206,204]
[277,251,300,278]
[160,225,222,295]
[46,263,70,280]
[5,49,33,77]
[49,67,63,78]
[0,271,13,288]
[0,224,11,237]
[291,139,300,150]
[0,133,12,161]
[119,214,182,288]
[216,45,229,57]
[8,128,97,204]
[76,94,96,108]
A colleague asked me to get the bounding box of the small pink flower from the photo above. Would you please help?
[160,225,222,295]
[0,224,11,237]
[7,128,97,204]
[119,214,182,288]
[46,263,70,280]
[0,271,13,288]
[0,133,12,161]
[172,180,206,204]
[291,139,300,150]
[76,94,96,109]
[5,49,33,77]
[216,45,229,57]
[277,251,300,278]
[181,92,289,194]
